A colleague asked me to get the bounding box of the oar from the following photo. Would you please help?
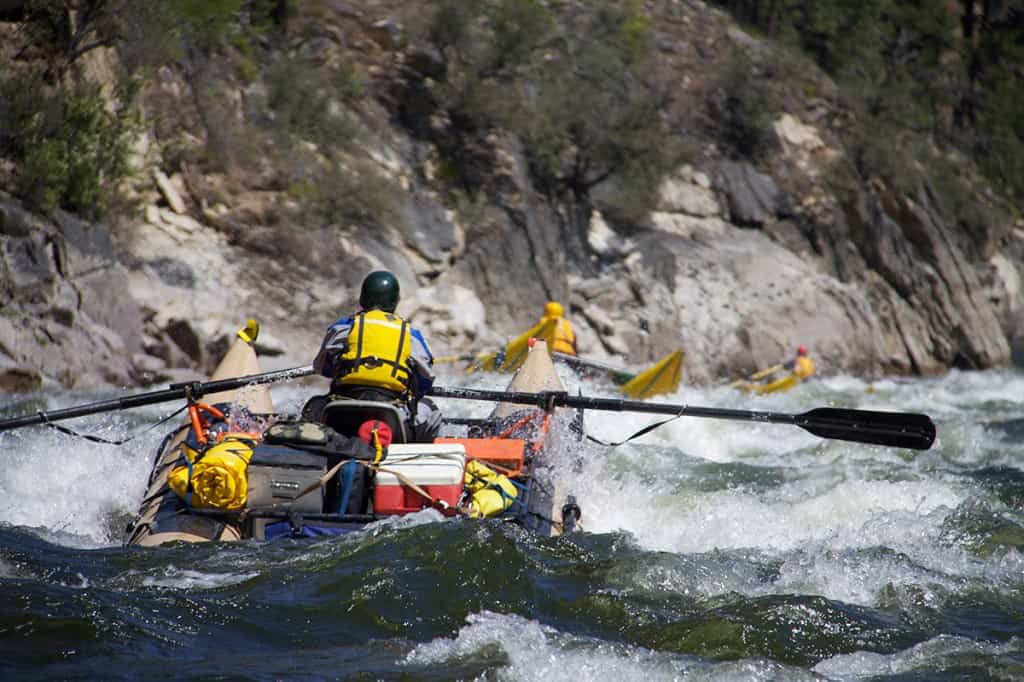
[434,352,490,365]
[429,387,936,450]
[551,350,685,399]
[728,363,784,389]
[0,365,316,433]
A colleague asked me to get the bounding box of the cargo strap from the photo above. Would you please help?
[253,421,390,513]
[280,455,462,516]
[371,461,458,514]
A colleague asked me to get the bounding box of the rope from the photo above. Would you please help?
[584,413,684,447]
[37,403,188,445]
[278,451,463,515]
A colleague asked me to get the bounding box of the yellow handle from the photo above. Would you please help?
[237,318,259,344]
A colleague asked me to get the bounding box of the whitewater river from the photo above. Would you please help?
[1,365,1022,680]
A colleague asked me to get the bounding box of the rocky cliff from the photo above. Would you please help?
[1,0,1020,392]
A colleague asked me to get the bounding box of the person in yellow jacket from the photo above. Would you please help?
[538,301,577,356]
[304,271,442,442]
[785,345,815,379]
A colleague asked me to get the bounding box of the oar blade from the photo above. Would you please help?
[749,363,785,381]
[467,352,498,374]
[797,407,936,451]
[497,318,557,373]
[619,349,685,400]
[729,363,785,389]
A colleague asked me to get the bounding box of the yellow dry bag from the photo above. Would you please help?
[463,459,518,518]
[168,437,255,510]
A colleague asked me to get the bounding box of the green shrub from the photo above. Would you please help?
[711,53,777,161]
[287,159,401,230]
[265,55,361,152]
[0,71,139,217]
[421,0,679,220]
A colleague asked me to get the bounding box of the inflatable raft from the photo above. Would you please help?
[124,334,580,546]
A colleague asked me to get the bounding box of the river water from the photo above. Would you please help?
[1,365,1022,680]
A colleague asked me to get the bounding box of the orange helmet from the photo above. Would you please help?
[797,345,808,356]
[544,301,564,317]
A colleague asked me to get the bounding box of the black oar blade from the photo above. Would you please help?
[797,408,936,450]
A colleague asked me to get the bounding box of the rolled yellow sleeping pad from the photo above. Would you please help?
[168,437,256,510]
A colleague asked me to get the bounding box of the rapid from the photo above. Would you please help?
[1,366,1022,680]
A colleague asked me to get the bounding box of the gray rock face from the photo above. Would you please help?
[714,161,785,228]
[2,123,1017,394]
[820,187,1011,373]
[0,195,142,389]
[608,228,886,384]
[0,2,1018,393]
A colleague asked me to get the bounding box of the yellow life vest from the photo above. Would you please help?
[794,355,815,379]
[541,316,576,356]
[336,310,413,393]
[463,459,518,518]
[168,436,255,510]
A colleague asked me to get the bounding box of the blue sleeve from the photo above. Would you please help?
[409,327,435,396]
[410,328,434,365]
[312,316,354,378]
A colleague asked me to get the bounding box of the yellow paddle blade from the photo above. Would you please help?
[237,318,259,344]
[753,374,800,394]
[435,355,462,364]
[435,353,482,365]
[460,319,559,374]
[467,352,498,374]
[497,318,558,373]
[749,363,785,381]
[735,373,800,395]
[728,363,784,388]
[619,349,685,400]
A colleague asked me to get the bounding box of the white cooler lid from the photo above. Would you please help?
[377,444,466,486]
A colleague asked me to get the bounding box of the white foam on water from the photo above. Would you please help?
[550,373,1024,609]
[0,419,156,547]
[138,564,258,590]
[403,610,815,681]
[812,634,1024,680]
[3,368,1022,626]
[578,383,822,464]
[0,558,19,578]
[368,507,448,532]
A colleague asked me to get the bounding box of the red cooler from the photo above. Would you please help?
[373,443,467,515]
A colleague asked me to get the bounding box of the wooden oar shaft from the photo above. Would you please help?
[428,386,936,450]
[0,365,315,433]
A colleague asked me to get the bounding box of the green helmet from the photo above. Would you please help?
[359,270,400,312]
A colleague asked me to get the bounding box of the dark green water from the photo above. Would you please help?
[1,370,1023,680]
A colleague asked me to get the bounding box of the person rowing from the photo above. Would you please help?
[303,270,443,442]
[784,345,815,379]
[537,301,577,356]
[732,345,816,394]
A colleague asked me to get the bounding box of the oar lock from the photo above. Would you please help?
[537,390,568,411]
[170,380,207,401]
